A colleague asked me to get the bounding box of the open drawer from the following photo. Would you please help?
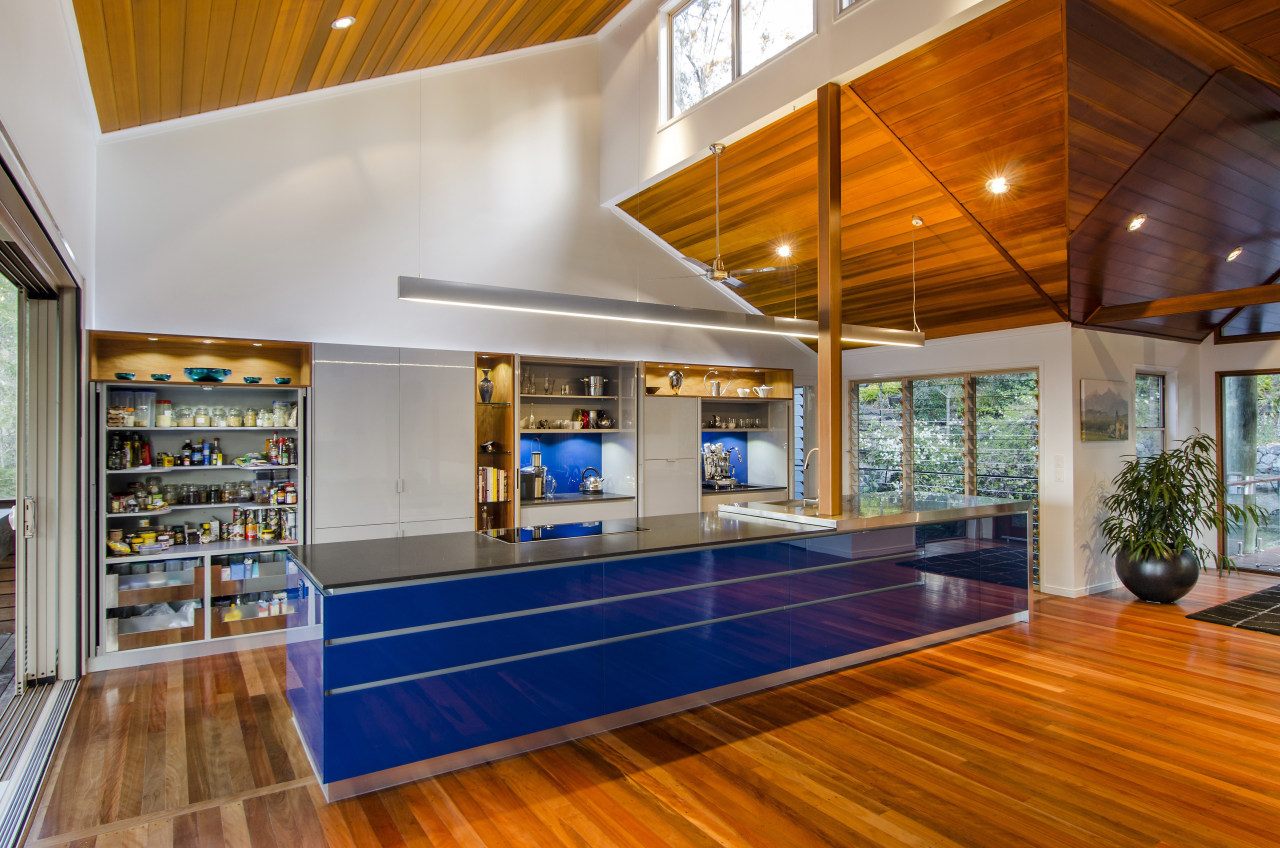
[104,564,203,607]
[104,602,204,652]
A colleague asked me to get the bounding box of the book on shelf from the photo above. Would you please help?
[477,466,508,502]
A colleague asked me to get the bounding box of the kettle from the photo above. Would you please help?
[580,467,604,494]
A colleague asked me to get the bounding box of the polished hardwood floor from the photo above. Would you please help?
[25,572,1280,847]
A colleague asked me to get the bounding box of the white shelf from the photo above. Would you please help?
[105,464,297,475]
[167,502,296,512]
[520,394,618,400]
[107,426,298,432]
[702,428,770,433]
[105,508,173,519]
[105,540,296,565]
[520,428,624,434]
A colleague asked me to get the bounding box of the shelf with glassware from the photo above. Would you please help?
[476,353,516,531]
[515,357,638,524]
[92,380,308,662]
[698,392,793,507]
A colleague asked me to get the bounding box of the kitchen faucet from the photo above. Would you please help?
[802,448,819,504]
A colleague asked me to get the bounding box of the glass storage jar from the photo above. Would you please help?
[226,407,243,427]
[238,481,254,503]
[192,406,211,427]
[243,408,257,427]
[176,406,195,427]
[211,407,228,427]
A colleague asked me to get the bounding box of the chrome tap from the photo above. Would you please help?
[803,448,819,471]
[802,448,819,504]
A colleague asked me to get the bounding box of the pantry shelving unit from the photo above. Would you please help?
[87,331,312,669]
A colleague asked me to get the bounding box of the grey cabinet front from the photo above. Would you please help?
[398,349,474,523]
[312,347,402,530]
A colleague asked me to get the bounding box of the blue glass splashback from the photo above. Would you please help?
[700,432,749,481]
[520,433,603,494]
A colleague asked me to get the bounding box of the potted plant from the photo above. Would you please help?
[1101,431,1268,603]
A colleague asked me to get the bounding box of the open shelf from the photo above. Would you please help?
[520,428,622,434]
[88,330,311,386]
[106,539,296,565]
[520,394,618,400]
[105,464,296,475]
[107,426,298,432]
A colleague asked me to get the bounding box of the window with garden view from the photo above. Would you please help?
[669,0,813,116]
[1134,373,1165,458]
[854,371,1041,580]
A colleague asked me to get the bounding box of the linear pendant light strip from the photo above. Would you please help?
[397,276,924,347]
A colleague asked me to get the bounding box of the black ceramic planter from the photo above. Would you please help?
[1115,547,1200,603]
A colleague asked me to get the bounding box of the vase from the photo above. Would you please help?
[478,369,494,404]
[1115,546,1200,603]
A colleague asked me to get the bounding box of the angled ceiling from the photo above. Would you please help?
[620,0,1280,343]
[71,0,631,133]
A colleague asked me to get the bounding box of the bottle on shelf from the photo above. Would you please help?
[181,440,192,466]
[213,438,222,466]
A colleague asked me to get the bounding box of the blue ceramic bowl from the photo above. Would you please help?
[114,372,136,381]
[242,376,262,384]
[151,373,171,382]
[183,367,232,383]
[273,377,292,385]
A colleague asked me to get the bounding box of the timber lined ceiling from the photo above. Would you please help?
[71,0,631,133]
[621,0,1280,343]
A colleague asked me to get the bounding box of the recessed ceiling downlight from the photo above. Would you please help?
[776,244,792,258]
[1128,214,1147,232]
[985,176,1009,195]
[1227,246,1244,262]
[331,15,356,29]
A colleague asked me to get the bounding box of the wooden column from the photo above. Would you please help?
[816,82,843,516]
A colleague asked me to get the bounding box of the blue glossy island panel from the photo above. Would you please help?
[287,507,1031,800]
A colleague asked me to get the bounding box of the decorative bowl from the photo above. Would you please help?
[151,373,171,382]
[242,376,262,384]
[645,386,659,395]
[114,372,136,381]
[273,377,292,385]
[183,367,232,383]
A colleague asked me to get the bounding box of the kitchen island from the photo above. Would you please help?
[287,492,1032,799]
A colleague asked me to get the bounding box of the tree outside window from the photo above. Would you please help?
[1134,373,1165,458]
[0,280,16,500]
[670,0,813,117]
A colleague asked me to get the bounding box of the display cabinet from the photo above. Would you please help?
[515,356,638,525]
[88,331,310,667]
[476,353,515,531]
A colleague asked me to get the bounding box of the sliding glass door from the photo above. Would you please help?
[1219,372,1280,572]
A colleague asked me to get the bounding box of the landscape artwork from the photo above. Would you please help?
[1081,379,1130,442]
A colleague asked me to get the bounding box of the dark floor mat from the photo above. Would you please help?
[1187,584,1280,636]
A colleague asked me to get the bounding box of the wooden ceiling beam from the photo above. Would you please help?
[1086,268,1280,323]
[842,84,1071,322]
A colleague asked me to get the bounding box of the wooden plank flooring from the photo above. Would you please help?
[24,572,1280,847]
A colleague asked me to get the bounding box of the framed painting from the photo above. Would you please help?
[1081,379,1130,442]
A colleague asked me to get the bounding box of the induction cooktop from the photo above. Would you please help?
[479,520,648,544]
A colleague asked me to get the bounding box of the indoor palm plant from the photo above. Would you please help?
[1101,431,1268,603]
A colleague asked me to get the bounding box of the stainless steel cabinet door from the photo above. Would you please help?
[398,348,475,523]
[641,458,700,517]
[641,397,699,460]
[311,345,401,530]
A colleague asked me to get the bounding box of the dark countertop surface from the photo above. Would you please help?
[701,483,786,493]
[289,491,1030,593]
[522,491,635,505]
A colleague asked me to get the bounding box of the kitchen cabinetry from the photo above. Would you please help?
[310,344,474,541]
[476,353,516,530]
[515,356,637,524]
[641,396,699,517]
[89,330,312,668]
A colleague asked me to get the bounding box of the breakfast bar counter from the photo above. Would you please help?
[286,492,1032,799]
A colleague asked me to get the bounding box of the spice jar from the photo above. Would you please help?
[155,401,174,428]
[226,407,243,428]
[193,406,211,427]
[176,406,195,427]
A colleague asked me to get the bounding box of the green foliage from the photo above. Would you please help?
[0,283,15,499]
[1100,431,1268,574]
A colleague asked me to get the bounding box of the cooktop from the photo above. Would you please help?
[479,520,649,544]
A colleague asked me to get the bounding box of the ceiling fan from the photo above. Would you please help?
[675,143,796,290]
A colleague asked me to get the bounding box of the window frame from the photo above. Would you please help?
[665,0,817,120]
[1134,371,1167,458]
[835,0,873,18]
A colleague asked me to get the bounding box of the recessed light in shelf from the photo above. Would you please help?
[147,337,159,341]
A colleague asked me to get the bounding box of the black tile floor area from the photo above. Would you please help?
[903,545,1030,589]
[1187,583,1280,636]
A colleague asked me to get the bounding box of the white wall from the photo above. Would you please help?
[598,0,1007,202]
[1070,328,1200,596]
[0,0,97,289]
[93,40,812,373]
